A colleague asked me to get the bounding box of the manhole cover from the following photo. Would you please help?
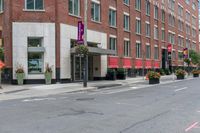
[76,98,95,101]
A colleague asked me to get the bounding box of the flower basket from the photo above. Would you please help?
[147,71,160,84]
[15,65,25,85]
[175,69,186,80]
[75,45,89,56]
[149,78,160,84]
[192,70,199,78]
[45,64,52,84]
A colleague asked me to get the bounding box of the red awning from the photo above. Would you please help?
[145,60,152,69]
[108,56,119,68]
[135,59,142,68]
[123,58,131,68]
[154,61,160,68]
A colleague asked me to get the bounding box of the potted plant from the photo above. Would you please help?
[75,45,89,56]
[44,64,53,84]
[106,69,116,80]
[116,68,126,80]
[192,70,199,78]
[175,69,186,80]
[15,65,25,85]
[147,71,161,84]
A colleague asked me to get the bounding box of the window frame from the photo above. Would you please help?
[25,0,45,11]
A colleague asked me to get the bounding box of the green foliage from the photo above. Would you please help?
[189,50,200,66]
[147,71,161,79]
[75,45,89,55]
[0,47,4,61]
[175,69,186,76]
[184,58,191,66]
[117,68,126,75]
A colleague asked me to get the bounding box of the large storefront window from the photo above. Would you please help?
[28,38,44,74]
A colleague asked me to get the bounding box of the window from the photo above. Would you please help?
[154,46,159,59]
[91,1,100,22]
[124,40,130,57]
[185,11,190,22]
[178,5,183,17]
[172,51,176,60]
[186,39,190,48]
[192,16,196,26]
[124,14,130,31]
[154,5,158,19]
[146,45,151,59]
[135,0,141,11]
[109,9,116,27]
[0,0,3,12]
[161,29,165,41]
[69,0,80,16]
[192,3,196,10]
[186,24,191,35]
[178,20,184,31]
[154,26,159,40]
[168,14,175,27]
[28,38,44,74]
[168,33,175,44]
[136,18,141,34]
[161,10,165,22]
[124,0,129,5]
[192,28,196,38]
[145,23,150,37]
[146,0,150,15]
[136,42,141,58]
[178,52,183,60]
[109,37,117,51]
[168,0,175,11]
[178,36,184,46]
[185,0,190,5]
[25,0,44,10]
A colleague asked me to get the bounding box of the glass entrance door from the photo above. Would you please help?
[74,56,84,81]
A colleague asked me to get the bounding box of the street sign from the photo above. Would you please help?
[77,21,84,44]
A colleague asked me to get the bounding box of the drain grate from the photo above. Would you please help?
[76,98,95,101]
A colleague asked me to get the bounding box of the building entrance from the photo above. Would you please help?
[71,55,93,81]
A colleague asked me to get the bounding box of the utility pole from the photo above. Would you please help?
[83,0,88,87]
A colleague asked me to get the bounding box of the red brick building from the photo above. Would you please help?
[0,0,199,83]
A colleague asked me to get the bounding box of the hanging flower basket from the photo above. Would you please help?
[75,45,89,56]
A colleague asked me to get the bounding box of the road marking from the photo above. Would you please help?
[185,122,199,132]
[105,88,138,94]
[174,87,188,92]
[22,97,56,102]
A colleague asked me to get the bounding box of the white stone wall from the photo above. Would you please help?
[12,22,56,79]
[60,23,107,79]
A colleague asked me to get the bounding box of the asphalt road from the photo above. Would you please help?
[0,78,200,133]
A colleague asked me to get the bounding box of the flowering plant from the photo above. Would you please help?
[45,63,53,73]
[175,69,186,76]
[147,71,161,79]
[75,45,89,55]
[15,64,24,73]
[192,70,200,75]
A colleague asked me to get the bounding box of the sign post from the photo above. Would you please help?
[0,60,5,89]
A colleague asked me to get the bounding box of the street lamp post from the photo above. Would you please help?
[83,0,88,87]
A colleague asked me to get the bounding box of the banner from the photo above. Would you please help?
[77,21,84,44]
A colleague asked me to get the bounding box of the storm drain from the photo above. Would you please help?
[76,97,95,101]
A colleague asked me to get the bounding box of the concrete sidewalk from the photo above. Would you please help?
[0,75,189,101]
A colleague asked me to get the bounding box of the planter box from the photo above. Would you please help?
[176,75,184,80]
[193,74,199,78]
[149,78,160,84]
[45,72,52,84]
[16,73,25,85]
[117,74,126,80]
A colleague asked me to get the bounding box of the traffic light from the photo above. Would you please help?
[167,44,172,60]
[183,48,188,59]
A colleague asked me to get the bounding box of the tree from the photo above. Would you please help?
[0,47,4,61]
[189,50,200,68]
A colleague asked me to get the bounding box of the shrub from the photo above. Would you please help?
[164,69,171,75]
[159,69,165,75]
[192,70,200,75]
[147,71,161,79]
[75,45,89,55]
[175,69,186,76]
